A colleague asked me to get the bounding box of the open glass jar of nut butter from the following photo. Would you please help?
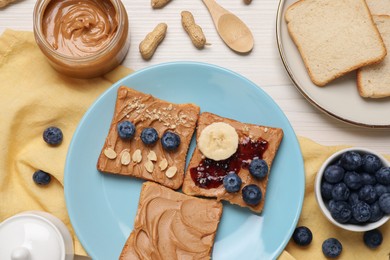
[33,0,130,78]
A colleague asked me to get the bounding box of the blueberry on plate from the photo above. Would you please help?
[340,151,362,171]
[352,201,371,223]
[363,229,383,249]
[32,170,51,185]
[328,200,337,212]
[117,121,136,139]
[292,226,313,246]
[375,167,390,185]
[362,153,382,174]
[223,172,242,193]
[322,238,342,258]
[348,192,360,206]
[374,184,389,197]
[343,171,362,190]
[242,184,262,206]
[332,183,350,201]
[161,131,181,151]
[369,202,384,223]
[249,158,268,179]
[358,185,377,204]
[324,165,345,183]
[330,201,352,224]
[141,128,159,145]
[361,173,377,186]
[43,126,63,145]
[378,193,390,214]
[321,181,334,200]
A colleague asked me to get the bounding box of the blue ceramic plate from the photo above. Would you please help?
[65,62,305,260]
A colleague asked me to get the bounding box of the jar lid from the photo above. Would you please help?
[0,213,67,260]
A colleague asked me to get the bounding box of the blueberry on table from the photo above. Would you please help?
[362,153,382,174]
[343,171,362,190]
[141,128,159,145]
[324,165,345,183]
[242,184,262,206]
[248,158,268,179]
[331,183,350,201]
[369,202,384,223]
[161,131,181,151]
[330,201,352,224]
[340,151,362,171]
[358,185,377,204]
[322,238,342,258]
[43,126,63,145]
[352,201,371,223]
[361,173,377,185]
[375,167,390,185]
[363,229,383,249]
[321,181,334,200]
[33,170,51,185]
[292,226,313,246]
[117,121,135,139]
[223,172,242,193]
[378,193,390,214]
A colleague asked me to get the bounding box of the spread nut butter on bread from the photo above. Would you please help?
[120,182,223,260]
[285,0,387,87]
[357,15,390,98]
[366,0,390,15]
[97,86,200,190]
[182,112,283,214]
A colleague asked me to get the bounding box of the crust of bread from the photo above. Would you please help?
[182,112,283,214]
[97,86,200,189]
[285,0,387,87]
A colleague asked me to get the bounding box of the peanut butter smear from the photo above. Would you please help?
[42,0,118,57]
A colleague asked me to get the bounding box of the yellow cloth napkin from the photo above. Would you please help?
[1,30,389,259]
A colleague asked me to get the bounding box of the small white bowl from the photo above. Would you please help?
[315,147,390,232]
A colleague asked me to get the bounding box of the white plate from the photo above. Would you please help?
[277,0,390,128]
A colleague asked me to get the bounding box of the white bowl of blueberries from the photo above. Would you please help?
[315,147,390,232]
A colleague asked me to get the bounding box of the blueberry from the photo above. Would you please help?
[328,200,337,211]
[330,201,352,223]
[375,167,390,185]
[362,154,382,174]
[242,184,262,206]
[324,165,345,183]
[141,128,159,145]
[322,238,342,258]
[348,192,360,206]
[343,171,362,190]
[374,184,389,197]
[321,181,334,200]
[348,216,360,224]
[117,121,135,139]
[249,158,268,179]
[292,226,313,246]
[43,127,63,145]
[361,173,377,185]
[161,131,181,151]
[363,229,383,249]
[369,202,384,222]
[223,172,242,193]
[352,201,371,223]
[340,151,362,171]
[358,185,377,204]
[332,183,350,201]
[32,170,51,185]
[378,193,390,214]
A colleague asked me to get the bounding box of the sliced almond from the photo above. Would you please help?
[104,148,117,159]
[165,166,177,178]
[147,151,157,162]
[144,160,154,173]
[132,149,142,163]
[121,150,131,165]
[159,158,168,171]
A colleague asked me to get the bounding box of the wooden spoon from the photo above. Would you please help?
[202,0,254,53]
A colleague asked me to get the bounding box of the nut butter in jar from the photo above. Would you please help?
[33,0,130,78]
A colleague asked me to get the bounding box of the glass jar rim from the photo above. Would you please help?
[33,0,127,62]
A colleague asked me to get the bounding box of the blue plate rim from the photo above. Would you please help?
[64,61,305,259]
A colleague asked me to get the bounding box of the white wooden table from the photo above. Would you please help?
[1,0,389,153]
